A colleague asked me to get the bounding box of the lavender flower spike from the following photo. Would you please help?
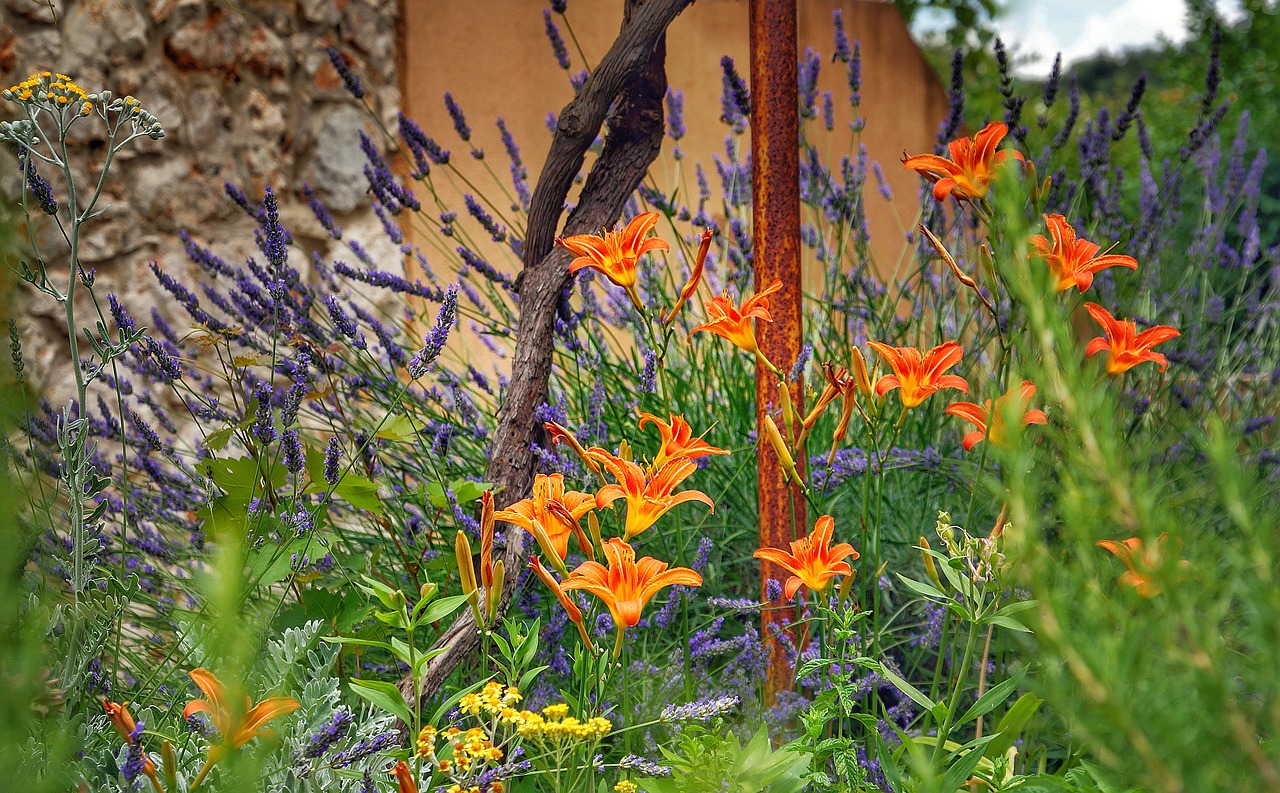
[660,695,739,724]
[408,284,458,378]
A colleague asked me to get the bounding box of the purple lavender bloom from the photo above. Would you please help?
[144,338,181,383]
[789,343,812,383]
[323,437,343,484]
[301,710,353,759]
[334,260,444,301]
[256,186,289,272]
[457,246,513,288]
[301,183,342,239]
[659,695,739,724]
[443,92,472,141]
[497,118,531,210]
[1112,74,1147,141]
[224,181,252,214]
[619,755,672,777]
[251,382,276,445]
[798,48,820,119]
[822,91,835,132]
[666,87,686,142]
[719,56,750,131]
[465,194,506,242]
[639,348,657,394]
[360,131,420,213]
[544,10,571,70]
[329,731,398,768]
[938,48,964,145]
[18,146,57,215]
[327,47,365,98]
[121,721,148,787]
[324,295,367,350]
[282,429,304,473]
[408,284,458,378]
[848,40,862,107]
[832,9,850,63]
[399,112,450,175]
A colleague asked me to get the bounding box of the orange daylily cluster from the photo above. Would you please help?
[487,412,722,655]
[1096,534,1189,597]
[946,381,1049,452]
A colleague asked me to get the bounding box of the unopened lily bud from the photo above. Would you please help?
[919,536,944,592]
[777,380,797,432]
[526,518,570,577]
[762,414,803,487]
[619,439,633,463]
[419,581,438,602]
[544,421,602,476]
[849,348,873,401]
[486,559,505,625]
[162,740,178,793]
[588,513,604,557]
[455,530,481,623]
[836,568,857,603]
[665,228,713,325]
[479,490,495,589]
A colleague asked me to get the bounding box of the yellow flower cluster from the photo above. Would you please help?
[459,681,522,717]
[446,784,504,793]
[615,782,639,793]
[426,726,503,771]
[511,703,612,743]
[3,72,92,114]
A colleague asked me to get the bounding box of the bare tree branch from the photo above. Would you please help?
[400,0,693,711]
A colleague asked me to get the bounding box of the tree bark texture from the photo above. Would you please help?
[400,0,693,712]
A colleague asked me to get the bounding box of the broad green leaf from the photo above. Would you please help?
[896,573,947,600]
[204,426,236,452]
[321,636,395,654]
[374,413,419,442]
[986,692,1043,758]
[878,662,937,711]
[419,593,468,625]
[958,668,1026,725]
[988,614,1033,633]
[348,679,412,726]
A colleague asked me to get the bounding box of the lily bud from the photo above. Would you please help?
[836,567,857,604]
[526,518,570,577]
[479,490,495,589]
[920,536,944,592]
[762,414,803,487]
[588,513,604,557]
[162,740,178,793]
[776,380,797,433]
[849,348,873,402]
[665,228,712,325]
[544,421,602,476]
[455,530,482,623]
[528,557,594,652]
[485,559,505,625]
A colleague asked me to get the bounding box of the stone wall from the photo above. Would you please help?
[1,0,401,396]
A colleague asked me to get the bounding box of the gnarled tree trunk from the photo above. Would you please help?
[400,0,694,711]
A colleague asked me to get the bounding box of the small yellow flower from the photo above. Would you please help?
[416,725,437,757]
[542,703,570,719]
[616,782,639,793]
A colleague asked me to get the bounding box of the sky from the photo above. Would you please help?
[918,0,1244,77]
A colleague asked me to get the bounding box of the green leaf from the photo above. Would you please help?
[374,413,420,442]
[1006,777,1075,792]
[939,742,991,793]
[988,614,1033,633]
[896,573,947,600]
[321,636,396,655]
[958,668,1025,725]
[246,537,312,586]
[206,455,284,504]
[878,662,937,711]
[994,599,1038,617]
[986,692,1043,758]
[517,664,548,693]
[348,678,412,726]
[419,593,468,625]
[204,425,236,452]
[335,475,384,515]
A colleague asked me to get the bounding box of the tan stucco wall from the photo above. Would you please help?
[399,0,946,282]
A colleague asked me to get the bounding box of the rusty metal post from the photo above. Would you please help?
[750,0,804,706]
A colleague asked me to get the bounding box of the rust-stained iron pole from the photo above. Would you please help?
[750,0,804,706]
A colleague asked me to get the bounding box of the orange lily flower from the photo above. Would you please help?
[638,411,729,468]
[688,279,783,358]
[903,121,1024,203]
[1031,214,1138,292]
[528,556,595,652]
[754,515,859,601]
[560,538,702,654]
[391,759,419,793]
[493,473,595,561]
[587,447,714,541]
[1083,303,1180,375]
[183,668,300,763]
[946,381,1048,451]
[1097,534,1187,598]
[558,211,669,312]
[868,340,969,409]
